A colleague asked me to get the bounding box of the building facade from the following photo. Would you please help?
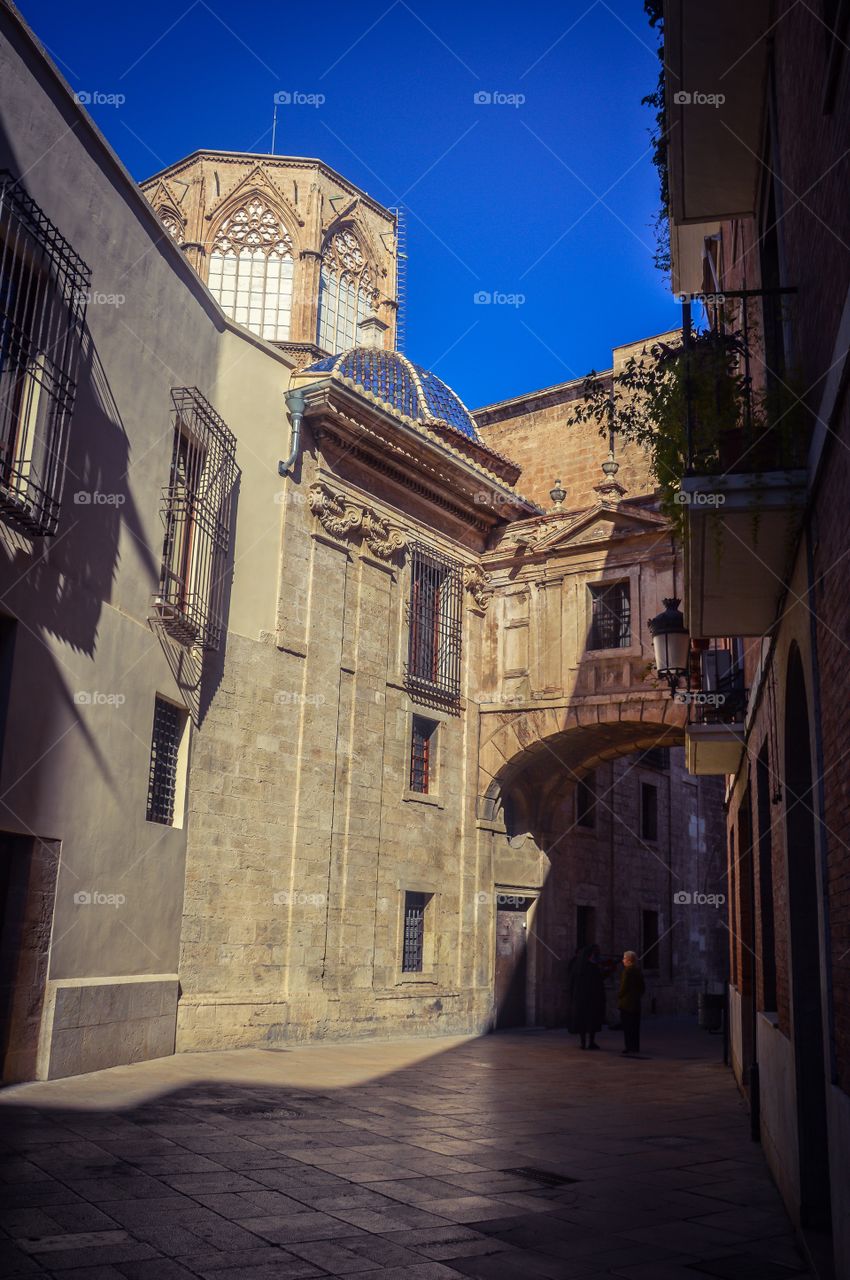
[0,0,728,1106]
[659,2,850,1274]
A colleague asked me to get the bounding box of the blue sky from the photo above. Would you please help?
[20,0,676,408]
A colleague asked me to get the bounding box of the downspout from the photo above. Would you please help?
[279,387,307,477]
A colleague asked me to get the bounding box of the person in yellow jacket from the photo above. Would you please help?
[618,950,645,1056]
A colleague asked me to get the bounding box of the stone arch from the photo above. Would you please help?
[479,697,687,820]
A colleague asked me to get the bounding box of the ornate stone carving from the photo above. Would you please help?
[158,209,184,241]
[212,196,293,258]
[308,483,407,561]
[463,564,491,609]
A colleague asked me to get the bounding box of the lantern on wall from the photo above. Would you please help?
[648,597,690,696]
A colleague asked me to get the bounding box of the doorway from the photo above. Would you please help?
[494,894,532,1029]
[784,645,831,1232]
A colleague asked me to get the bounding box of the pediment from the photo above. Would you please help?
[205,164,304,228]
[535,503,669,552]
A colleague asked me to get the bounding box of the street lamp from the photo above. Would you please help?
[648,597,690,696]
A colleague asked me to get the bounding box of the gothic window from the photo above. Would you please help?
[158,209,183,241]
[207,196,294,341]
[0,172,90,535]
[317,228,375,353]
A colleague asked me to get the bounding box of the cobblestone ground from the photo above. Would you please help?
[0,1019,812,1279]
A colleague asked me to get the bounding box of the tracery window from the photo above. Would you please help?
[158,209,183,242]
[207,196,294,341]
[317,228,375,353]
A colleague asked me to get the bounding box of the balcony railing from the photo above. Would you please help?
[683,640,747,775]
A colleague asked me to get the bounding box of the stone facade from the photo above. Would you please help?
[0,1,728,1091]
[139,152,398,358]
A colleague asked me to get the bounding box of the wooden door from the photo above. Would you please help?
[495,901,529,1028]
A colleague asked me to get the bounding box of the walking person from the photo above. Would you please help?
[619,950,645,1056]
[567,944,606,1050]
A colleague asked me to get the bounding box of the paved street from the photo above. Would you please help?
[0,1019,811,1279]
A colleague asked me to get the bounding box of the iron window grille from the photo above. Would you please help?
[402,891,427,972]
[405,544,463,706]
[146,697,184,825]
[151,388,237,651]
[588,582,631,650]
[409,715,437,794]
[0,172,90,535]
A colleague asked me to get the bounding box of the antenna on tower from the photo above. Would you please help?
[390,205,408,353]
[271,103,278,155]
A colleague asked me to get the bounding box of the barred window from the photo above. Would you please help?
[0,173,90,535]
[406,544,463,705]
[146,697,186,825]
[588,582,631,650]
[151,389,236,651]
[409,715,438,794]
[402,891,427,972]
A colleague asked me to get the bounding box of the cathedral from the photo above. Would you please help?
[0,4,725,1081]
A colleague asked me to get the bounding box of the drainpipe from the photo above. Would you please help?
[279,387,307,477]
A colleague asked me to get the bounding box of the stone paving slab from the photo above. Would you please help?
[0,1020,813,1279]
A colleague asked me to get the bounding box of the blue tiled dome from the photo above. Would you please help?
[303,348,480,440]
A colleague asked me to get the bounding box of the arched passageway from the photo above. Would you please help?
[478,706,726,1033]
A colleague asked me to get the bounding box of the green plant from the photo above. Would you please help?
[571,327,806,539]
[642,1,669,275]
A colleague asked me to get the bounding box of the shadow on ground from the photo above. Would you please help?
[0,1018,812,1279]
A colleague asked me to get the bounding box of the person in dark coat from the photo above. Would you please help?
[567,944,606,1050]
[618,950,646,1055]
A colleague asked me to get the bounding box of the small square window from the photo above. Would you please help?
[402,891,429,972]
[576,774,596,829]
[588,582,631,650]
[146,697,187,825]
[641,783,658,842]
[642,909,660,971]
[409,715,438,794]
